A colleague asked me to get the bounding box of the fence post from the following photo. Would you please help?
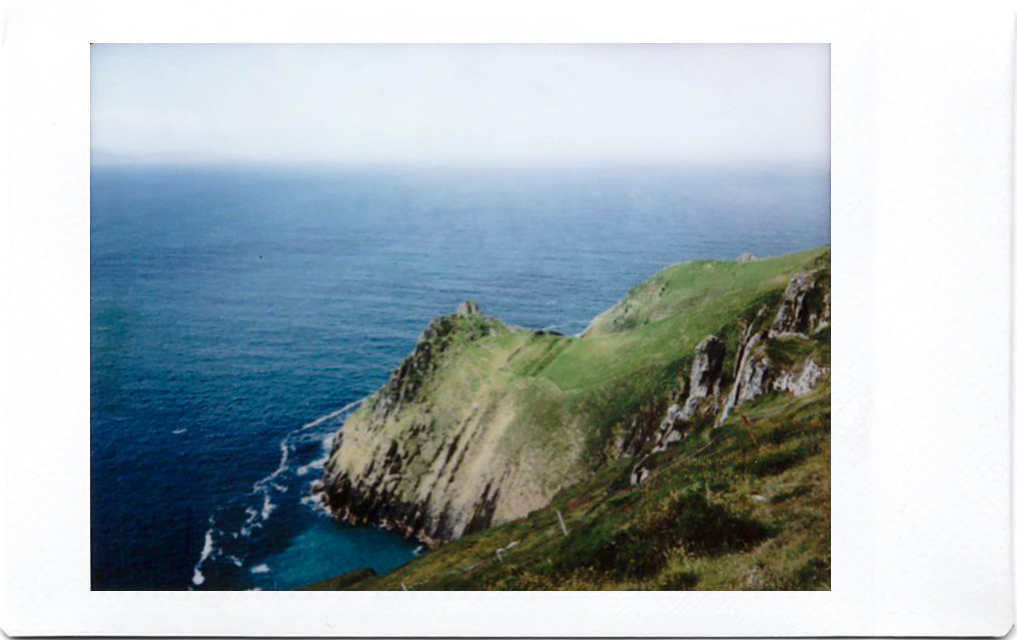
[556,509,570,536]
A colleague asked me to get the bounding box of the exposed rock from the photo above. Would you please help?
[316,251,832,555]
[719,333,771,424]
[736,252,758,263]
[653,335,725,451]
[773,358,828,397]
[608,404,668,459]
[769,271,829,338]
[815,291,831,333]
[684,335,726,405]
[320,304,584,548]
[630,457,653,486]
[457,300,482,317]
[372,308,498,418]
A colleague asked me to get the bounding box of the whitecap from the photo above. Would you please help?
[187,400,370,586]
[296,456,327,477]
[198,528,215,562]
[172,428,187,435]
[260,493,275,520]
[300,492,328,515]
[190,523,216,586]
[250,564,270,574]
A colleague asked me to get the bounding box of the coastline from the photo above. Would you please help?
[306,245,831,589]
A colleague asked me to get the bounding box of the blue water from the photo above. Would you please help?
[90,163,830,590]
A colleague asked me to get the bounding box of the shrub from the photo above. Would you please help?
[648,490,771,556]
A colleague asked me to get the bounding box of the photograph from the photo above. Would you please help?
[90,43,831,591]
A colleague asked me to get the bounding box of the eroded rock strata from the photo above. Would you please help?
[318,248,831,546]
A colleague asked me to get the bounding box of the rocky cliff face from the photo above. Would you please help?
[318,248,831,545]
[317,302,585,547]
[653,335,726,451]
[649,263,831,461]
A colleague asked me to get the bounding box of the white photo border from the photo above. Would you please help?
[1,0,1013,636]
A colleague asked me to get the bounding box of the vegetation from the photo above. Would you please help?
[313,246,831,589]
[307,376,830,590]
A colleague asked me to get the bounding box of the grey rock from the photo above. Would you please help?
[773,358,827,397]
[736,252,759,263]
[719,332,771,424]
[654,334,726,451]
[684,335,726,405]
[630,458,653,486]
[457,300,482,317]
[770,271,829,338]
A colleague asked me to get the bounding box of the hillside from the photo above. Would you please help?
[311,245,831,589]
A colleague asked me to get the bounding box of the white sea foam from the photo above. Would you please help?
[199,528,215,561]
[300,492,329,515]
[297,456,327,477]
[260,493,275,520]
[172,428,187,435]
[190,522,216,586]
[187,400,368,588]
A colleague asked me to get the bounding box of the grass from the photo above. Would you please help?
[306,379,830,591]
[313,245,831,590]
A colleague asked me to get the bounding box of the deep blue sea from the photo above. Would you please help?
[90,163,830,590]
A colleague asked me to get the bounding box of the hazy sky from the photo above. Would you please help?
[91,44,829,167]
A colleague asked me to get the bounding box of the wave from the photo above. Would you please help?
[187,399,366,589]
[190,519,216,587]
[296,434,332,477]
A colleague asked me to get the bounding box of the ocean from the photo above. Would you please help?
[90,163,830,590]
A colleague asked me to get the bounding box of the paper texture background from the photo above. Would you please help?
[0,0,1013,636]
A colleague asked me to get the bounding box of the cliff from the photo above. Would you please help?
[316,245,831,569]
[318,302,587,545]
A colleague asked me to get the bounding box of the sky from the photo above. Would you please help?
[91,44,829,167]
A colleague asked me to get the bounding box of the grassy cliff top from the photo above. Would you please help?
[319,244,831,584]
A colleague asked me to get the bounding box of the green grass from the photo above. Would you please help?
[309,380,830,591]
[313,245,831,590]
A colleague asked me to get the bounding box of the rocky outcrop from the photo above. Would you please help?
[653,335,726,451]
[719,266,830,423]
[773,358,828,397]
[316,250,832,552]
[630,457,653,486]
[318,302,584,548]
[769,271,830,338]
[719,333,771,424]
[457,300,481,317]
[639,264,832,451]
